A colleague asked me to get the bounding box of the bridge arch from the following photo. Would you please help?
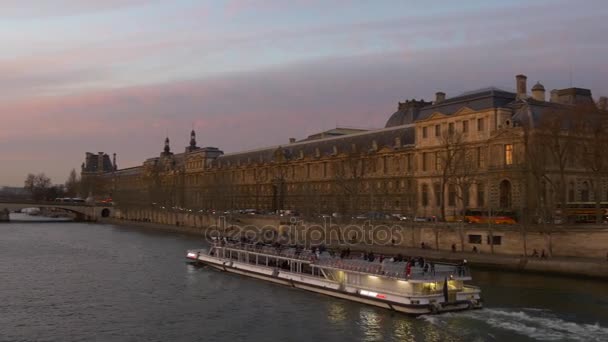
[0,201,113,222]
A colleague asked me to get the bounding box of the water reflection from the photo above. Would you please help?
[4,221,607,342]
[358,308,383,342]
[327,302,347,324]
[392,318,414,341]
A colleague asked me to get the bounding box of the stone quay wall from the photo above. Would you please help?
[108,208,608,278]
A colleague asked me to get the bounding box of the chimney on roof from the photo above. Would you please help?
[435,92,446,104]
[516,74,527,99]
[97,152,104,172]
[289,138,296,143]
[550,89,559,102]
[531,82,546,101]
[599,97,608,111]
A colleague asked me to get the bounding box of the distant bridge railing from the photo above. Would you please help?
[0,200,113,207]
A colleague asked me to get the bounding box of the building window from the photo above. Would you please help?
[468,234,482,244]
[487,235,502,245]
[581,181,590,202]
[462,120,469,133]
[434,183,441,206]
[477,183,485,207]
[422,152,428,172]
[568,182,575,202]
[504,144,513,165]
[477,147,485,168]
[422,127,428,138]
[435,124,441,137]
[407,154,412,172]
[477,118,485,131]
[499,180,512,208]
[448,122,455,134]
[448,184,456,206]
[422,184,429,207]
[383,156,388,175]
[435,151,440,171]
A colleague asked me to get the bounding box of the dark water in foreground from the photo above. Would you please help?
[1,214,607,342]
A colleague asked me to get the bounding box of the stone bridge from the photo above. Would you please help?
[0,200,114,222]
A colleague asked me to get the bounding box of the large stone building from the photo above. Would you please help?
[83,74,608,221]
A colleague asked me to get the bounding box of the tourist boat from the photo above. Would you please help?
[186,242,483,315]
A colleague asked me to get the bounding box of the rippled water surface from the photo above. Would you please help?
[1,215,607,341]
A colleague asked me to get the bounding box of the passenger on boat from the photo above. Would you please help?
[405,262,412,277]
[430,261,436,275]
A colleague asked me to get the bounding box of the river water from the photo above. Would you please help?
[1,214,607,342]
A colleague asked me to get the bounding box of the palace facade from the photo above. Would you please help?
[82,74,608,221]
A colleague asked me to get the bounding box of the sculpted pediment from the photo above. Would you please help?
[424,112,448,121]
[490,128,522,140]
[452,106,476,117]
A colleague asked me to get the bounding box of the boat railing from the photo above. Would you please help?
[212,241,471,280]
[213,241,315,261]
[314,257,471,281]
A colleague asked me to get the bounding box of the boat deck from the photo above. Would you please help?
[210,242,471,282]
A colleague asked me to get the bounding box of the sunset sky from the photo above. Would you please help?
[1,0,607,186]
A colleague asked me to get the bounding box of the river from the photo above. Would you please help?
[1,214,607,342]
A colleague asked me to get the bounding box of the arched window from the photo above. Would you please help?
[581,181,590,202]
[499,180,512,208]
[422,184,429,207]
[434,183,441,206]
[540,180,547,203]
[448,184,456,206]
[568,182,575,202]
[477,182,485,207]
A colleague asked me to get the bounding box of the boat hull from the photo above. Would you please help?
[189,254,482,315]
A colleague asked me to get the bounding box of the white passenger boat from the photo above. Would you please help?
[186,242,483,315]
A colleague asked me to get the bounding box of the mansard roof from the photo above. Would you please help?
[385,100,431,128]
[216,124,415,166]
[112,166,143,176]
[417,88,516,120]
[511,98,603,129]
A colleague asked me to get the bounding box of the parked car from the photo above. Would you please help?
[413,216,429,222]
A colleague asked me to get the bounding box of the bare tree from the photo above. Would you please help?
[333,151,367,216]
[523,124,553,223]
[24,173,52,201]
[65,169,81,197]
[452,147,477,220]
[536,108,578,211]
[437,130,466,220]
[575,106,608,223]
